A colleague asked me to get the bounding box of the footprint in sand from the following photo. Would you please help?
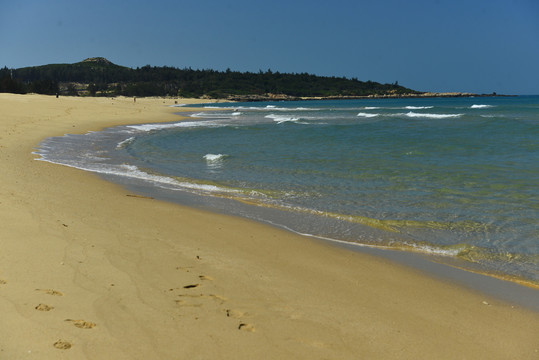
[209,294,227,303]
[0,279,7,285]
[175,299,203,308]
[176,293,226,302]
[225,309,245,319]
[183,284,200,289]
[238,323,255,332]
[36,289,64,296]
[35,304,54,311]
[199,275,213,281]
[176,266,193,272]
[53,340,72,350]
[65,319,96,329]
[175,293,227,308]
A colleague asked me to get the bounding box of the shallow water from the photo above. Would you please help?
[35,96,539,284]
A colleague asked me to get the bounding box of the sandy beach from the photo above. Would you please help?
[0,93,538,359]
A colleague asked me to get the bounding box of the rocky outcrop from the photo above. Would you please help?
[225,92,509,102]
[226,93,300,102]
[81,57,114,65]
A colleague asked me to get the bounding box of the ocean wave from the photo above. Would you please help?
[126,120,225,132]
[480,114,504,118]
[190,112,239,118]
[357,112,380,118]
[265,114,300,124]
[262,105,319,111]
[471,104,494,109]
[204,153,228,162]
[204,105,320,111]
[126,123,183,131]
[405,112,462,119]
[364,106,381,110]
[36,148,239,194]
[116,136,135,149]
[405,106,434,110]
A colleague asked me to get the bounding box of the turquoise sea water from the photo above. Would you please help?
[36,96,539,284]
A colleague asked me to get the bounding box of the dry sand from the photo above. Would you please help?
[0,93,537,359]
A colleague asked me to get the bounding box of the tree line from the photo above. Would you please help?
[0,58,419,98]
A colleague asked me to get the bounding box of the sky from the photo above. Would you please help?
[1,0,538,94]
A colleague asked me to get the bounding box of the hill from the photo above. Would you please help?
[1,57,421,99]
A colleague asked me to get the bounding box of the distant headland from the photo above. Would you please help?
[0,57,507,100]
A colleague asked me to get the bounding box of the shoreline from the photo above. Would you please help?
[115,155,539,307]
[226,92,514,102]
[1,93,538,359]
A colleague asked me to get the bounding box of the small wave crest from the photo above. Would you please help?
[405,106,434,110]
[471,104,494,109]
[204,153,228,169]
[265,114,300,124]
[126,120,225,132]
[190,112,241,118]
[264,105,318,111]
[405,112,462,119]
[357,112,380,118]
[116,136,135,149]
[204,105,320,111]
[203,153,228,162]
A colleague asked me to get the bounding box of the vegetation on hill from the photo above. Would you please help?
[0,57,420,99]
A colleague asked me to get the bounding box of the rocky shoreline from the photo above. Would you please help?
[225,91,512,102]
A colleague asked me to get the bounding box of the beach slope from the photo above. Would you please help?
[0,94,537,359]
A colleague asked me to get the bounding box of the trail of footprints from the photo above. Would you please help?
[33,288,96,351]
[174,265,255,332]
[2,258,254,351]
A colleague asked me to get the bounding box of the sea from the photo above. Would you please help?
[35,96,539,286]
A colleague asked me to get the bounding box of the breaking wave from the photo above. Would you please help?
[471,104,495,109]
[405,112,463,119]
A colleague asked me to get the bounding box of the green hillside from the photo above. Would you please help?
[1,57,421,99]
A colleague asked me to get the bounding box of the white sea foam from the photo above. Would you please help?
[260,106,318,111]
[405,106,434,110]
[471,104,494,109]
[190,112,237,118]
[402,242,463,257]
[126,122,184,131]
[357,112,380,118]
[127,120,224,132]
[205,105,319,111]
[36,150,237,194]
[116,136,135,149]
[115,165,239,193]
[204,154,227,162]
[405,112,462,119]
[364,107,381,110]
[265,114,300,124]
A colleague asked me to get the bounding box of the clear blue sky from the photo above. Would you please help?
[1,0,538,94]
